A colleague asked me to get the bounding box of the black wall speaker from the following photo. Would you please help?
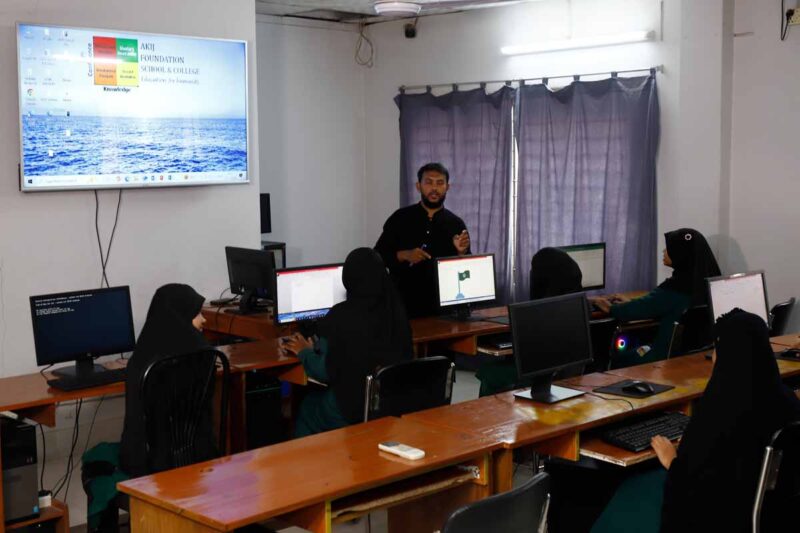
[260,193,271,234]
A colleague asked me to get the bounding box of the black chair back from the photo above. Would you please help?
[753,420,800,533]
[442,472,550,533]
[670,305,714,357]
[140,349,229,473]
[769,298,796,337]
[364,356,454,422]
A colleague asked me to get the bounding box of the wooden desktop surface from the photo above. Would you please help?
[119,417,499,533]
[770,333,800,347]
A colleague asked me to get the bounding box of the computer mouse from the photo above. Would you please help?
[622,380,655,395]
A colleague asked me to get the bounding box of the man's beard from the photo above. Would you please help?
[421,193,446,209]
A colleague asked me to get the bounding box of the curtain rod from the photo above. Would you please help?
[399,65,663,92]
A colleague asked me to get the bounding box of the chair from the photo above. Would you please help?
[753,420,800,533]
[440,472,550,533]
[668,305,713,357]
[769,298,796,337]
[140,349,230,472]
[364,356,455,422]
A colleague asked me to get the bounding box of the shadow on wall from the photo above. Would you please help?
[707,233,748,275]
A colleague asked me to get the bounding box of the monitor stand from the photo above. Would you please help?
[225,289,270,315]
[51,357,108,379]
[514,375,584,404]
[443,304,486,322]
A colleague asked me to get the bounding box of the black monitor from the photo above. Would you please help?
[29,286,136,379]
[274,264,347,324]
[509,292,593,403]
[707,270,770,325]
[556,242,606,290]
[225,246,276,315]
[436,254,497,320]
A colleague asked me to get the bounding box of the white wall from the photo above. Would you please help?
[257,17,366,266]
[363,0,734,281]
[0,0,259,524]
[729,0,800,329]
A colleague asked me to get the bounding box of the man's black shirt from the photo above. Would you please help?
[375,203,469,318]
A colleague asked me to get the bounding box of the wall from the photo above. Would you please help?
[363,0,734,281]
[0,0,260,524]
[729,0,800,330]
[257,16,366,266]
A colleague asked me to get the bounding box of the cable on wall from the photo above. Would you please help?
[355,23,375,68]
[93,189,124,288]
[782,0,794,41]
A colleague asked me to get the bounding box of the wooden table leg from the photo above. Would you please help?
[492,448,514,494]
[279,501,331,533]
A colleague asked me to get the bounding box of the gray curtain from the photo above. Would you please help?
[395,86,515,302]
[514,75,660,300]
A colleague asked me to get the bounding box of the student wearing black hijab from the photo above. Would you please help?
[476,247,584,397]
[591,309,800,533]
[120,283,212,477]
[594,228,721,367]
[283,248,413,437]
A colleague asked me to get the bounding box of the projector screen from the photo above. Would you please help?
[17,23,248,192]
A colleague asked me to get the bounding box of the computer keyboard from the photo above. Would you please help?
[47,368,127,391]
[601,411,690,452]
[481,333,513,350]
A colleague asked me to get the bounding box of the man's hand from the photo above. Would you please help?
[591,297,612,314]
[397,248,432,266]
[651,435,678,469]
[453,230,470,256]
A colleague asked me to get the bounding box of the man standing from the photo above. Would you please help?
[375,162,471,317]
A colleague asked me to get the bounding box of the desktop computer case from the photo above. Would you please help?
[2,417,40,524]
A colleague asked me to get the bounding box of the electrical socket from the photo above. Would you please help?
[789,10,800,25]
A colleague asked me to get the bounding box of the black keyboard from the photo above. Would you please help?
[601,411,690,452]
[47,368,127,391]
[481,333,513,349]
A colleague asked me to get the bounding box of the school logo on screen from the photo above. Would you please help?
[93,36,139,87]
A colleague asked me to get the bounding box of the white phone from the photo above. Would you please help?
[378,441,425,460]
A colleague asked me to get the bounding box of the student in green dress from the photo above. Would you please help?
[283,248,413,437]
[593,228,720,368]
[591,309,800,533]
[475,247,584,396]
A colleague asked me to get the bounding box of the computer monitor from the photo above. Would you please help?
[436,254,497,320]
[707,271,770,325]
[29,286,136,379]
[509,292,593,403]
[556,243,606,290]
[225,246,276,315]
[275,264,347,325]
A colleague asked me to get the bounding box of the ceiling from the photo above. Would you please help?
[255,0,532,23]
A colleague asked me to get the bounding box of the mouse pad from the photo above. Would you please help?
[593,379,674,399]
[775,348,800,362]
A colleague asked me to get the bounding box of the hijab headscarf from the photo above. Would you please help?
[659,228,721,305]
[660,309,800,532]
[120,284,210,477]
[320,248,413,422]
[530,247,583,300]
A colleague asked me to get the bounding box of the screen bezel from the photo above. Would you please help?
[435,253,497,308]
[706,270,770,325]
[508,292,594,380]
[224,246,276,298]
[554,242,606,291]
[274,263,346,325]
[16,21,250,192]
[29,285,136,366]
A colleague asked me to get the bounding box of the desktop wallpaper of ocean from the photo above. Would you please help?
[22,115,247,176]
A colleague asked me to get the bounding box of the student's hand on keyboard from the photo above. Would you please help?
[590,297,612,314]
[281,333,313,356]
[651,435,677,469]
[607,294,631,305]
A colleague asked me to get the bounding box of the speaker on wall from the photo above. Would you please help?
[260,193,272,234]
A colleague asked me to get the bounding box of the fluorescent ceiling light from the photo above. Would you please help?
[501,30,655,56]
[374,1,422,16]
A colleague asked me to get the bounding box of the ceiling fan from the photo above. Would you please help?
[373,0,525,16]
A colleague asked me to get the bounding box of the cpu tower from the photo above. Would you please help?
[245,371,285,449]
[1,417,39,524]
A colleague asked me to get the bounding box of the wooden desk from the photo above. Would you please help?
[119,417,500,533]
[0,342,300,532]
[770,333,800,347]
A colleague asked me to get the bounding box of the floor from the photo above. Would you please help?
[70,369,529,533]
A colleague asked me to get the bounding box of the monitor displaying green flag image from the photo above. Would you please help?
[437,255,496,307]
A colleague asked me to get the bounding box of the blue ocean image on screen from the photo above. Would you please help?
[22,116,247,176]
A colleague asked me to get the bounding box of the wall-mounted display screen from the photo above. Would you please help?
[17,23,248,191]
